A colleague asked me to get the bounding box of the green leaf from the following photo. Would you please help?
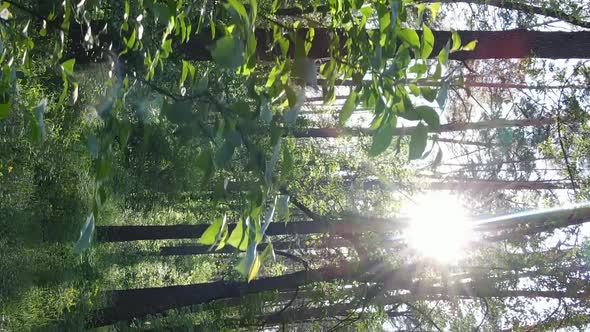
[227,0,249,21]
[198,216,225,245]
[409,122,428,160]
[461,40,478,51]
[339,91,357,125]
[210,35,245,68]
[398,29,420,49]
[180,60,190,87]
[415,105,440,130]
[369,117,396,156]
[0,102,10,120]
[421,87,437,102]
[74,213,95,254]
[228,218,249,250]
[62,58,75,76]
[421,24,434,59]
[126,29,136,48]
[451,31,461,51]
[438,46,448,66]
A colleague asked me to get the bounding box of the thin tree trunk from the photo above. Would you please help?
[361,178,572,191]
[292,118,555,138]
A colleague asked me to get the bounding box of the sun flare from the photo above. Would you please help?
[403,192,474,263]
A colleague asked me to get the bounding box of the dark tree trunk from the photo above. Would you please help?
[88,262,384,328]
[178,29,590,61]
[96,217,406,242]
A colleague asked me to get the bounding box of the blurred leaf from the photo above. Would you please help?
[293,57,317,86]
[339,91,357,125]
[261,197,276,234]
[227,0,249,21]
[0,102,10,120]
[260,95,272,123]
[210,35,245,68]
[390,0,400,26]
[29,99,47,144]
[415,105,439,130]
[196,149,215,183]
[422,87,437,102]
[260,240,276,262]
[432,148,443,169]
[265,139,281,185]
[409,122,428,160]
[369,117,396,156]
[436,81,449,109]
[276,195,290,222]
[74,213,95,254]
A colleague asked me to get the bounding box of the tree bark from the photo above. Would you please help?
[87,261,385,327]
[178,29,590,61]
[292,118,555,138]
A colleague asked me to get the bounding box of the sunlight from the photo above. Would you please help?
[403,192,474,263]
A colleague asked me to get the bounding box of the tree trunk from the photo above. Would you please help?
[292,118,555,138]
[419,0,590,29]
[361,178,572,191]
[87,262,380,327]
[179,29,590,61]
[96,217,407,242]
